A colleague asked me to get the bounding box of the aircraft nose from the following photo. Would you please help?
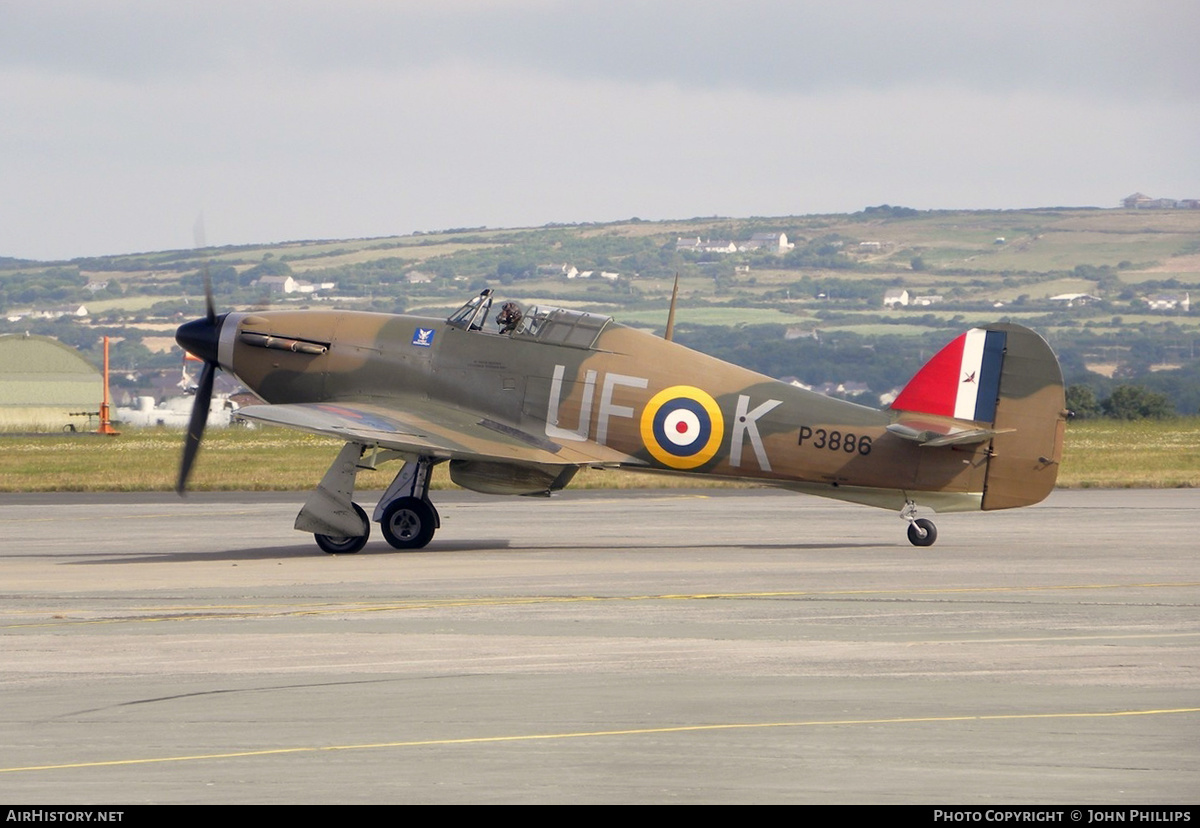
[176,314,225,365]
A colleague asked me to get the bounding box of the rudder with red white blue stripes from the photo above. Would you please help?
[890,328,1007,423]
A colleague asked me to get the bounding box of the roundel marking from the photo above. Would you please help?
[639,385,725,469]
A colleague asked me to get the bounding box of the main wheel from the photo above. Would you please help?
[381,497,436,550]
[314,502,370,554]
[906,517,938,547]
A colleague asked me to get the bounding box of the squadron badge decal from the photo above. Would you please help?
[640,385,725,469]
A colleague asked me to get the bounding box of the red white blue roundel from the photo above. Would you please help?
[640,385,725,469]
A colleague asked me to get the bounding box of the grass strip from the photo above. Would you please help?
[0,419,1195,492]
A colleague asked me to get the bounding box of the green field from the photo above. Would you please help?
[1,419,1194,493]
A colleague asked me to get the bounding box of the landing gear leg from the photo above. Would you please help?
[900,500,938,547]
[296,442,371,554]
[375,457,440,550]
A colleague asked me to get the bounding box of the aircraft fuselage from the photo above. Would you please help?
[214,308,1030,512]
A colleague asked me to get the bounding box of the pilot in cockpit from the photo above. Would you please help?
[496,301,523,334]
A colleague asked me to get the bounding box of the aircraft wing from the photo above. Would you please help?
[235,400,643,467]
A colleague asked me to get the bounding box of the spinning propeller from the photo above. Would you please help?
[174,234,227,495]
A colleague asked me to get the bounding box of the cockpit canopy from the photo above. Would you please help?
[513,305,611,349]
[446,289,496,331]
[447,290,611,350]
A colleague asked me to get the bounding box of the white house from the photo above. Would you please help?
[5,304,89,322]
[257,275,298,293]
[676,237,738,254]
[739,232,793,252]
[1050,293,1101,307]
[257,275,334,295]
[1146,292,1190,311]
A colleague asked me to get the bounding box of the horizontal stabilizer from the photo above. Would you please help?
[887,417,1014,447]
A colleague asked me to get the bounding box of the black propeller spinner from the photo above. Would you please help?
[174,272,226,495]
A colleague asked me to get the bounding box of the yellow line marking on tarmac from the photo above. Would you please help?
[3,707,1197,774]
[4,582,1199,629]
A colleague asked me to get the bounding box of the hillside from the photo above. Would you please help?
[2,206,1198,412]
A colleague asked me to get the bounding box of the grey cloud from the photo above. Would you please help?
[3,1,1196,100]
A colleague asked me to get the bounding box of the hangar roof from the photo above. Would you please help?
[0,334,101,406]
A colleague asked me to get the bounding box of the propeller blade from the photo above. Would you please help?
[178,213,224,495]
[177,359,215,495]
[194,213,216,323]
[204,265,216,324]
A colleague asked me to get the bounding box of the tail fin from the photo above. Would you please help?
[891,328,1007,422]
[892,324,1066,510]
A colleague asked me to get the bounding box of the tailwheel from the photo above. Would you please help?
[314,503,370,554]
[381,496,436,550]
[906,517,938,547]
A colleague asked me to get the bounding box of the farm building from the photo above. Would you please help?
[0,334,103,431]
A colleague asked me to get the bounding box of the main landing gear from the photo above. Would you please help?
[374,460,439,550]
[901,500,938,547]
[294,442,440,554]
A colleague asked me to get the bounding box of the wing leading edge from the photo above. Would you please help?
[236,399,643,467]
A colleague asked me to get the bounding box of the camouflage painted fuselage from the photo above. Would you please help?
[215,306,1065,513]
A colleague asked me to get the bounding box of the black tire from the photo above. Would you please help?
[906,517,938,547]
[314,502,370,554]
[381,497,437,550]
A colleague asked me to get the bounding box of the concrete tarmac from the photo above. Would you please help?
[0,489,1197,804]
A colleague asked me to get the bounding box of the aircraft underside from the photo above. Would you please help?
[292,441,965,553]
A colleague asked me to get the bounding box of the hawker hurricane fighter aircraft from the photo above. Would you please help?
[176,288,1066,553]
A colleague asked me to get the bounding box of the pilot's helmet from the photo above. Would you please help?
[497,301,523,327]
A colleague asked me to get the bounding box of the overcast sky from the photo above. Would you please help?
[2,0,1197,261]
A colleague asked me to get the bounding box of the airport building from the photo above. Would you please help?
[0,334,103,431]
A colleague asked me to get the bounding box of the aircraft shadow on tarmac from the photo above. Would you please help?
[67,538,883,565]
[65,539,512,564]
